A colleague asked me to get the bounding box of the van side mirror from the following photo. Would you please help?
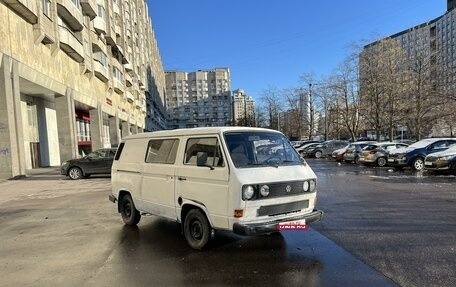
[197,152,214,170]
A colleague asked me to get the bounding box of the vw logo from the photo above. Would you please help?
[286,185,292,193]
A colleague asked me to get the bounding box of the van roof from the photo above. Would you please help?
[122,127,282,140]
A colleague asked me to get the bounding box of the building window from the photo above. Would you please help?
[42,0,51,17]
[113,67,123,81]
[97,5,105,20]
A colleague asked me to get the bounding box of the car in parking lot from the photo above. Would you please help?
[359,142,409,167]
[424,144,456,174]
[306,140,349,158]
[331,144,350,162]
[60,148,117,179]
[343,141,377,164]
[387,138,456,171]
[296,142,321,156]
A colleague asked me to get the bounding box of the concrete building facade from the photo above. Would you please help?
[165,68,232,129]
[0,0,166,179]
[232,89,255,126]
[362,0,456,138]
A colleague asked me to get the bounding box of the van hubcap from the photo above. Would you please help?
[191,221,203,240]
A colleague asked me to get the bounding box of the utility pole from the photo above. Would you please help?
[309,83,314,140]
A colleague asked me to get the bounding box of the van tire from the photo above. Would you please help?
[120,194,141,226]
[183,209,210,250]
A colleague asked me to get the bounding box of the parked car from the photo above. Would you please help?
[331,144,350,162]
[359,142,409,167]
[343,141,377,164]
[60,148,117,180]
[388,138,456,171]
[424,144,456,174]
[296,142,321,156]
[306,140,349,158]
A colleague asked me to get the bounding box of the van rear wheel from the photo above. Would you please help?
[120,194,141,226]
[184,209,210,250]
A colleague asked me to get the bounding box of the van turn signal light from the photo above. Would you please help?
[234,209,244,218]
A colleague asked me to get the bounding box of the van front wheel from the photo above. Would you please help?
[184,209,210,250]
[120,194,141,226]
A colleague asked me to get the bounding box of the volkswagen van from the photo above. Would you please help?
[109,127,323,249]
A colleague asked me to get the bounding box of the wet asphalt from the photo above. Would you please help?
[0,160,454,286]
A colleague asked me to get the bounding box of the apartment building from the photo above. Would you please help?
[0,0,166,179]
[232,89,255,126]
[165,68,232,129]
[361,0,456,138]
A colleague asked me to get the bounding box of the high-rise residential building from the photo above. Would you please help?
[361,1,456,137]
[232,89,255,126]
[165,68,232,129]
[0,0,166,179]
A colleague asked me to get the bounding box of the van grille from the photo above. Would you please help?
[257,200,309,217]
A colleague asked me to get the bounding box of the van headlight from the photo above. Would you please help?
[259,185,270,197]
[242,185,255,200]
[309,179,316,192]
[303,180,316,192]
[303,181,309,192]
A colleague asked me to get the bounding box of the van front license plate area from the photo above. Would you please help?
[276,220,309,231]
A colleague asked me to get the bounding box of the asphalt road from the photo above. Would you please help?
[309,158,456,287]
[0,161,454,287]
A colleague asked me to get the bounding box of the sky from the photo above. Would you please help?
[147,0,446,101]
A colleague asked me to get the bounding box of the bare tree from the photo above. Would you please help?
[403,28,444,140]
[259,87,283,131]
[360,38,407,140]
[328,51,361,141]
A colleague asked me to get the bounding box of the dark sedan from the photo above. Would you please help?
[60,148,117,180]
[424,144,456,174]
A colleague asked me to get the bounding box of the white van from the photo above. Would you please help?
[109,127,323,249]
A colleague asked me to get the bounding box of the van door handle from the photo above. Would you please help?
[178,176,186,181]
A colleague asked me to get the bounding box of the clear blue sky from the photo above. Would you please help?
[147,0,446,100]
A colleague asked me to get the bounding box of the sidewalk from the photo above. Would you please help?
[0,166,61,183]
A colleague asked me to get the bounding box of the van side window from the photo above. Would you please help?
[145,139,179,164]
[185,137,224,167]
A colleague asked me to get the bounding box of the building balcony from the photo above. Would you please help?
[81,56,93,74]
[135,100,141,109]
[4,0,38,24]
[59,26,84,62]
[125,73,133,87]
[124,62,133,72]
[34,13,56,44]
[126,91,135,103]
[91,30,106,53]
[80,0,96,20]
[113,2,120,15]
[56,0,84,31]
[94,61,109,82]
[93,16,106,35]
[114,24,122,37]
[113,78,124,95]
[105,27,117,46]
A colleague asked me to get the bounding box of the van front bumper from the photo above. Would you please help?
[233,209,324,236]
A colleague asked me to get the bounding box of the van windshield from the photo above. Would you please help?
[224,131,303,168]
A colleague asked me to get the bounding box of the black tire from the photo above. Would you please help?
[451,163,456,175]
[68,167,82,180]
[376,157,387,167]
[412,157,425,171]
[183,209,210,250]
[314,150,323,159]
[120,194,141,226]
